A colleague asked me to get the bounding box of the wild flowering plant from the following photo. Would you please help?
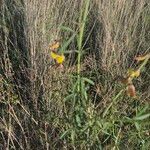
[118,54,150,98]
[49,40,65,68]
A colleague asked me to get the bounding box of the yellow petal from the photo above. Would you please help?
[55,54,65,64]
[50,51,58,59]
[133,70,140,78]
[50,52,65,64]
[127,69,134,77]
[127,69,140,78]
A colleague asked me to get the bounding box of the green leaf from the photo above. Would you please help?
[71,130,75,144]
[82,77,94,85]
[60,33,76,53]
[84,90,88,100]
[134,122,141,131]
[64,94,75,102]
[136,105,149,117]
[59,25,75,33]
[60,129,71,139]
[81,79,88,103]
[64,50,79,54]
[134,114,150,121]
[76,114,81,127]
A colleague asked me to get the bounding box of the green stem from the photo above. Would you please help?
[138,55,150,71]
[77,0,90,93]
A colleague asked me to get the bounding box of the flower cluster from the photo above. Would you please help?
[118,54,150,98]
[49,40,65,67]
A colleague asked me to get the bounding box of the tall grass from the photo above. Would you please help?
[0,0,150,149]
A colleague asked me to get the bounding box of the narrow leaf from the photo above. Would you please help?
[134,114,150,121]
[82,77,94,85]
[60,129,71,139]
[59,25,75,33]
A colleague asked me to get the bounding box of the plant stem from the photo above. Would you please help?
[138,54,150,71]
[77,0,90,93]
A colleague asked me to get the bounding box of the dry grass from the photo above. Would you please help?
[0,0,150,149]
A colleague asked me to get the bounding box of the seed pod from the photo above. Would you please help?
[126,84,136,98]
[134,54,150,62]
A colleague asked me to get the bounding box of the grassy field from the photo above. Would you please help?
[0,0,150,149]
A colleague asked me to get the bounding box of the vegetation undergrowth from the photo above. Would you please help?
[0,0,150,149]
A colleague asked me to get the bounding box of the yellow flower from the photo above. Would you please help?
[50,51,58,59]
[50,52,65,64]
[127,69,140,78]
[133,70,140,77]
[56,54,65,64]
